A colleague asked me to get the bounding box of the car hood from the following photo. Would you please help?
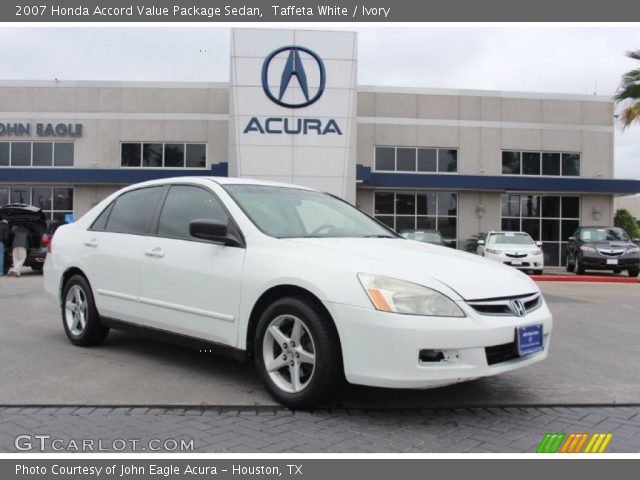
[0,205,46,224]
[583,240,635,248]
[284,237,538,300]
[487,243,540,252]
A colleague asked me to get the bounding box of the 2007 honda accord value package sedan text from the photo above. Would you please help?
[44,177,552,408]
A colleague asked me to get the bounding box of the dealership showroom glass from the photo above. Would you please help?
[1,28,639,267]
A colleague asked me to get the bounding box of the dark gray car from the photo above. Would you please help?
[566,226,640,277]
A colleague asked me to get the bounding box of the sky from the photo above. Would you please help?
[0,26,638,180]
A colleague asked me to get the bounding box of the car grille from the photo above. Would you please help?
[597,248,625,257]
[505,253,528,258]
[467,293,542,317]
[485,341,518,365]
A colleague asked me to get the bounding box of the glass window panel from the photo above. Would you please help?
[0,143,10,166]
[11,142,31,166]
[53,143,74,167]
[437,192,457,216]
[560,242,569,267]
[53,188,73,211]
[143,143,163,167]
[542,243,560,268]
[501,218,520,231]
[561,196,580,218]
[0,187,8,205]
[185,144,206,168]
[395,193,416,215]
[396,148,416,171]
[52,212,71,223]
[502,151,520,174]
[439,149,458,173]
[121,143,141,167]
[541,196,560,218]
[437,217,457,239]
[542,153,560,176]
[106,187,163,235]
[501,195,520,217]
[374,192,394,215]
[416,217,436,230]
[158,186,228,240]
[32,187,52,210]
[562,153,580,176]
[10,187,30,204]
[91,203,113,231]
[522,219,540,240]
[32,143,53,167]
[521,195,540,218]
[164,144,185,168]
[417,149,437,172]
[375,147,395,171]
[375,216,394,229]
[542,219,560,242]
[395,216,415,232]
[522,152,541,175]
[561,220,580,242]
[416,193,436,215]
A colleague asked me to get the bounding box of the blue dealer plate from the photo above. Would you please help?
[517,324,544,356]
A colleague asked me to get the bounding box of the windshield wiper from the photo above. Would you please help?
[363,235,395,238]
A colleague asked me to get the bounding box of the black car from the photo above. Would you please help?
[566,226,640,277]
[0,204,61,274]
[399,229,448,247]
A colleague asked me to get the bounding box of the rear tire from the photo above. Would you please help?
[61,275,109,346]
[254,296,342,409]
[629,267,639,278]
[533,269,543,275]
[575,257,586,275]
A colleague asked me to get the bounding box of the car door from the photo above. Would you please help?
[138,184,246,347]
[81,186,164,324]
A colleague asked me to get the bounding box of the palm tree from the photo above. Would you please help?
[614,50,640,130]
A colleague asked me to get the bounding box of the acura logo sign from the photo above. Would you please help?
[261,45,326,108]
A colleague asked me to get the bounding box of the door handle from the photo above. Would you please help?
[84,239,98,248]
[145,247,165,258]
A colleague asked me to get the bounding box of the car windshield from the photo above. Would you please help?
[224,184,396,239]
[487,233,535,245]
[401,231,442,243]
[580,227,630,242]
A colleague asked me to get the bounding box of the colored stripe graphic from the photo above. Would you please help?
[537,432,613,453]
[537,433,566,453]
[584,433,613,453]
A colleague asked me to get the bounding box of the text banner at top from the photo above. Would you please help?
[4,0,640,22]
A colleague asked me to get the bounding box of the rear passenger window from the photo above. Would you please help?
[105,187,163,235]
[157,185,228,240]
[90,202,114,231]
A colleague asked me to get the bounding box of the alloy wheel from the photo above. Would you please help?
[65,285,88,336]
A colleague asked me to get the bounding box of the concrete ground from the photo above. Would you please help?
[1,272,639,408]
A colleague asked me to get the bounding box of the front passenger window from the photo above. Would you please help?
[157,185,229,240]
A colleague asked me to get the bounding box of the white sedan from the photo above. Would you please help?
[478,231,545,274]
[44,177,552,408]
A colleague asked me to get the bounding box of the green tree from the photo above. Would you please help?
[614,50,640,129]
[614,208,640,240]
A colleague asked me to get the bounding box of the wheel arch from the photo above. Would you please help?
[60,267,91,305]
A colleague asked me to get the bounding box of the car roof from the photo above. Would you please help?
[122,176,316,191]
[487,231,530,235]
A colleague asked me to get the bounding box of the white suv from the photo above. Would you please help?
[44,177,552,408]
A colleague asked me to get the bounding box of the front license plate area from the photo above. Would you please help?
[606,259,618,265]
[511,260,523,265]
[517,324,543,356]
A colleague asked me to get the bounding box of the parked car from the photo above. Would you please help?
[399,229,446,246]
[44,177,552,408]
[0,204,58,274]
[566,226,640,277]
[477,231,544,274]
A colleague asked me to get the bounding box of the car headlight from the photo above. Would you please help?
[626,246,640,254]
[357,273,465,317]
[485,248,502,254]
[530,249,542,256]
[580,245,597,253]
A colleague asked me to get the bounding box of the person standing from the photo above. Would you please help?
[0,219,9,276]
[7,225,29,277]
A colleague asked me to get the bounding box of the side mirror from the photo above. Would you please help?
[477,239,485,245]
[536,241,543,247]
[568,236,575,242]
[189,219,229,244]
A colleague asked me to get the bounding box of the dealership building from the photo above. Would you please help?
[1,28,639,266]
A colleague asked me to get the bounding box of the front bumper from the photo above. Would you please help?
[484,252,544,270]
[325,300,552,389]
[580,253,639,270]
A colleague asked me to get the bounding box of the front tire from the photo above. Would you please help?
[61,275,109,346]
[629,267,640,277]
[566,255,574,273]
[254,296,342,409]
[575,257,586,275]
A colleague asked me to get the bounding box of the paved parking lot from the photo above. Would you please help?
[1,272,639,408]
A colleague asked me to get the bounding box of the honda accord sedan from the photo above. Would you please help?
[44,177,552,408]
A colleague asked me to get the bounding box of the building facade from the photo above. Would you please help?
[1,28,639,266]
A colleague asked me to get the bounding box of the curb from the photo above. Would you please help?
[532,275,639,283]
